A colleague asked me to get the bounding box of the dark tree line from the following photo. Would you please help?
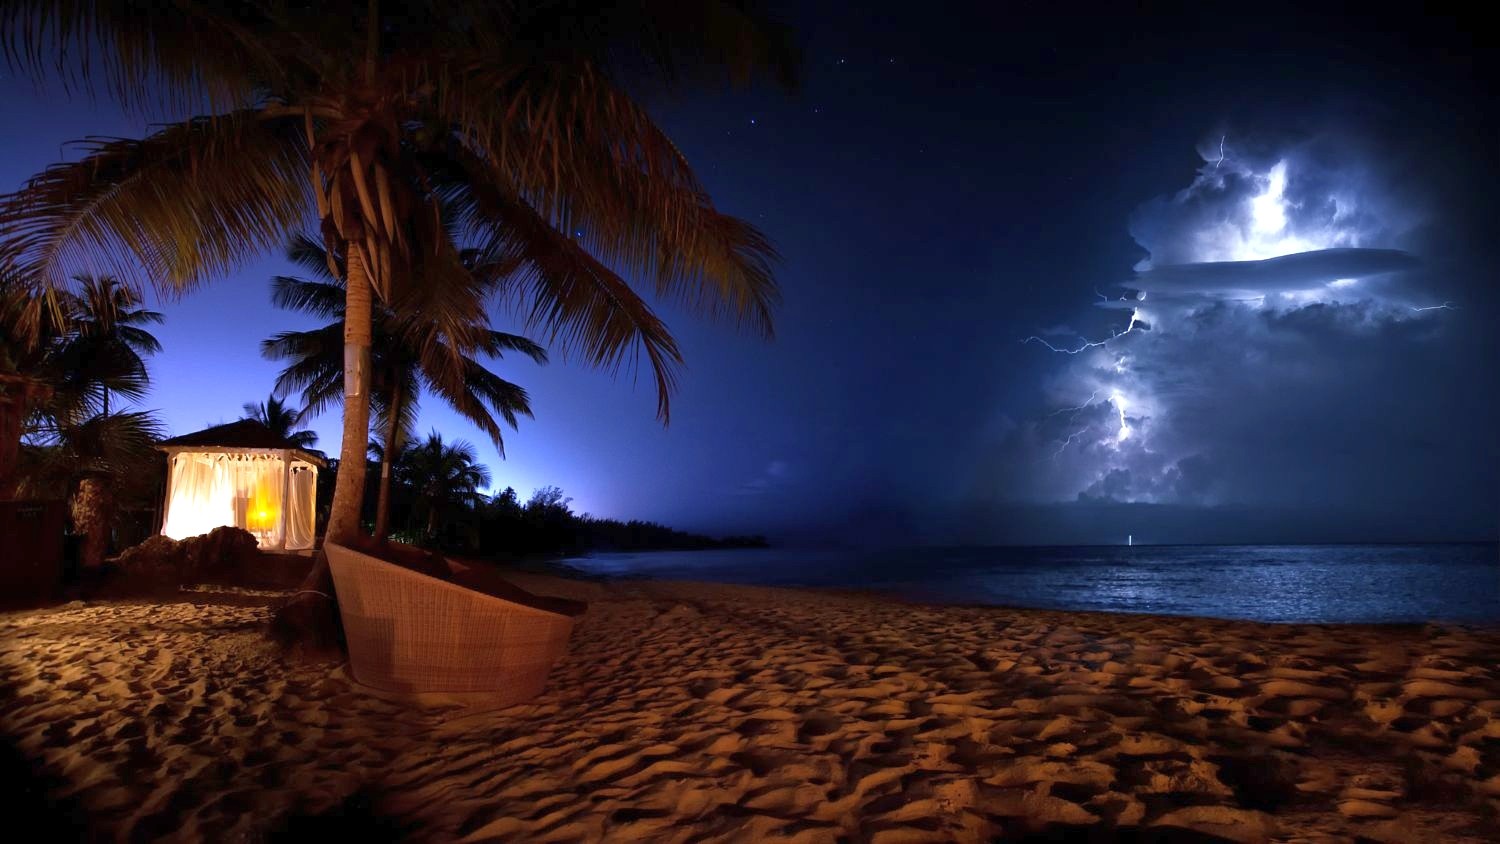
[327,463,766,558]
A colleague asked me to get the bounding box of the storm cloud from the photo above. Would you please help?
[975,126,1494,541]
[1136,248,1420,296]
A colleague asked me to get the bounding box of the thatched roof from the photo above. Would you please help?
[157,420,326,466]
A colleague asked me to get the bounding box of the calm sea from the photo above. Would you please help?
[564,543,1500,624]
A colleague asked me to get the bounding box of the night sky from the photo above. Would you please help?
[3,4,1495,545]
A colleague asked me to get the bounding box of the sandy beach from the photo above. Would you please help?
[2,574,1497,842]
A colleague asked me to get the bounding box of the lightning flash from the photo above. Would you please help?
[1021,144,1442,502]
[1022,307,1145,354]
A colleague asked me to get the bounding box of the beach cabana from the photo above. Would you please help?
[156,420,324,551]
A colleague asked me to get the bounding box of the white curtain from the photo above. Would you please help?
[162,453,233,539]
[225,454,285,548]
[285,462,317,550]
[161,451,290,547]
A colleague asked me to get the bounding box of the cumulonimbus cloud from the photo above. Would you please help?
[996,132,1451,510]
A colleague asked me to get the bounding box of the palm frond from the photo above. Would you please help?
[419,347,532,456]
[284,232,342,283]
[31,409,165,480]
[270,275,345,319]
[478,330,549,365]
[460,360,532,431]
[0,0,317,114]
[429,145,683,421]
[240,393,316,446]
[262,324,345,419]
[372,369,421,452]
[116,324,163,355]
[428,60,781,340]
[386,235,492,358]
[0,110,311,298]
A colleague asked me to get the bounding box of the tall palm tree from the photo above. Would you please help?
[241,393,319,450]
[0,3,794,553]
[397,431,492,539]
[263,235,545,540]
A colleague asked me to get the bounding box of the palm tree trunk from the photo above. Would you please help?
[326,249,375,545]
[373,378,403,542]
[71,473,113,569]
[273,249,374,654]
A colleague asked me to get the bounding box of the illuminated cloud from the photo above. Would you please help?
[1009,132,1451,507]
[1135,247,1419,296]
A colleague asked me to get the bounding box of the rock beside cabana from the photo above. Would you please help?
[110,526,262,590]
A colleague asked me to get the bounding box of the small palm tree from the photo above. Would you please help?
[241,394,318,450]
[20,410,164,569]
[3,279,165,566]
[47,276,163,420]
[397,431,492,539]
[263,235,546,540]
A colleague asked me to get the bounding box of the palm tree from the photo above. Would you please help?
[0,3,794,555]
[262,235,547,540]
[2,4,796,646]
[48,276,163,420]
[2,279,165,566]
[241,393,318,450]
[0,284,59,493]
[20,411,165,569]
[397,431,492,539]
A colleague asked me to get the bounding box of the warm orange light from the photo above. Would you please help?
[247,485,278,532]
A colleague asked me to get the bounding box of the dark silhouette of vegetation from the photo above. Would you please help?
[474,485,769,556]
[0,1,795,570]
[2,277,166,568]
[322,465,766,557]
[262,235,544,541]
[397,431,491,540]
[240,394,319,450]
[1,5,793,637]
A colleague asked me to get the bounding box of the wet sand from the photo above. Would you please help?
[1,575,1497,841]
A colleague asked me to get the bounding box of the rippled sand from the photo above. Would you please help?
[2,576,1497,841]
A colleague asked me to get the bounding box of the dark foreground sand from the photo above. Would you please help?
[1,575,1497,842]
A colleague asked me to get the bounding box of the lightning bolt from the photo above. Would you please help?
[1048,389,1101,420]
[1023,308,1144,355]
[1049,390,1133,458]
[1213,134,1226,171]
[1053,428,1089,459]
[1411,302,1456,312]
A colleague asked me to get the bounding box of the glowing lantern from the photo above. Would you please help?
[247,483,279,533]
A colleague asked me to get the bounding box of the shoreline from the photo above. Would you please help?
[554,544,1500,628]
[2,574,1497,841]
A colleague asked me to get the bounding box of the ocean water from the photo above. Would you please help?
[564,543,1500,624]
